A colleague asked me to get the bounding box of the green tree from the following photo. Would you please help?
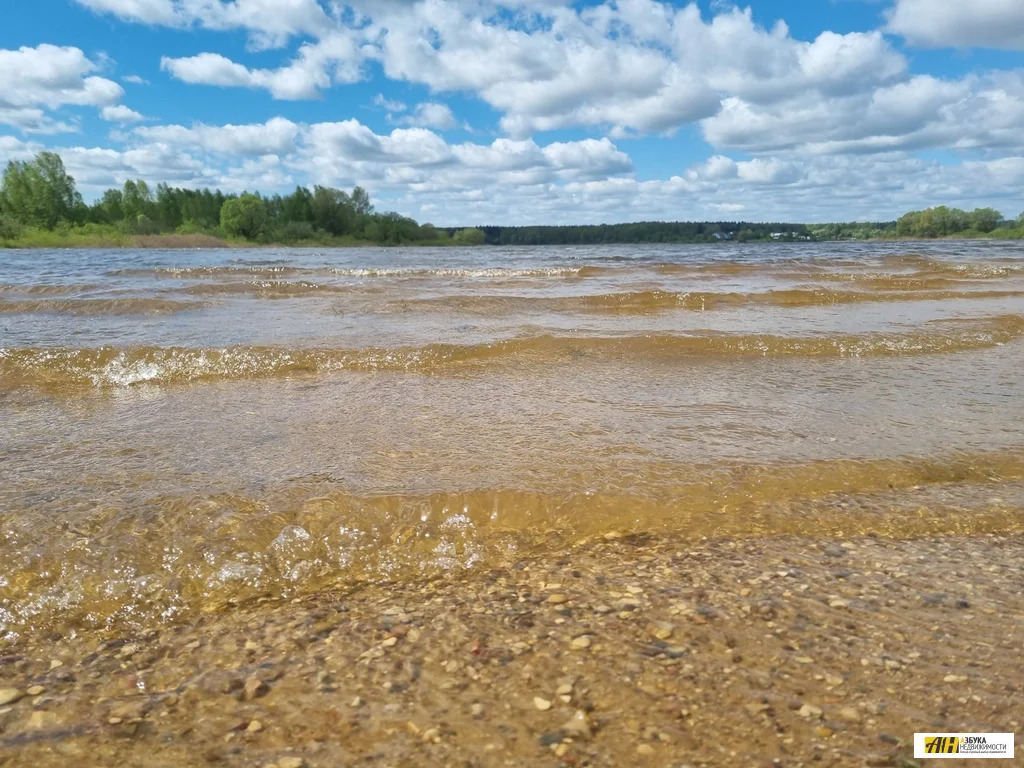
[453,227,486,245]
[0,151,82,229]
[220,194,269,239]
[969,207,1001,233]
[310,186,354,235]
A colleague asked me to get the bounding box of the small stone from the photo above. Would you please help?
[534,697,552,711]
[636,744,655,756]
[350,696,364,708]
[828,598,848,609]
[49,660,63,669]
[421,727,441,743]
[795,656,814,664]
[108,717,123,725]
[0,689,24,706]
[247,720,264,732]
[471,702,484,718]
[277,759,305,768]
[381,636,398,647]
[570,636,592,650]
[243,676,269,700]
[943,674,967,683]
[26,685,46,696]
[119,644,139,658]
[244,640,259,651]
[745,703,770,717]
[825,674,844,687]
[560,710,593,740]
[648,622,674,640]
[798,704,823,719]
[838,707,861,722]
[556,684,573,696]
[547,594,568,604]
[28,710,58,729]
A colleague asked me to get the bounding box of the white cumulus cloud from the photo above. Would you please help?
[887,0,1024,50]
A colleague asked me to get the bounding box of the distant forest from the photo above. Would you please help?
[2,151,1023,247]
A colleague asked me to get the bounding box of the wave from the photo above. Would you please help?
[109,265,306,278]
[3,450,1022,636]
[3,315,1022,388]
[0,297,209,315]
[0,283,99,296]
[392,288,1024,314]
[110,265,595,280]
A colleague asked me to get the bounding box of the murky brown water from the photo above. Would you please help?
[2,242,1023,642]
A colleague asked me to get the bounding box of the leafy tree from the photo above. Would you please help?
[0,152,82,228]
[220,194,269,239]
[310,186,354,235]
[453,227,486,245]
[0,213,22,240]
[969,207,1002,233]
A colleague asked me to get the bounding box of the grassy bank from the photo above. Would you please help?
[0,224,466,249]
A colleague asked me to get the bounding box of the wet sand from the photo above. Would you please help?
[1,532,1020,767]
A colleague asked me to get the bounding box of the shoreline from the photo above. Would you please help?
[3,235,1023,250]
[1,531,1020,767]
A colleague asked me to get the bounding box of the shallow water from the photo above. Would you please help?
[1,241,1023,640]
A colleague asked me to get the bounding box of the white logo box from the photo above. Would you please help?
[914,733,1015,759]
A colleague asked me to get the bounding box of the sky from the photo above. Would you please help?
[1,0,1023,225]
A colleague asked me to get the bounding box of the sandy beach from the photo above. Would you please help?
[2,532,1020,767]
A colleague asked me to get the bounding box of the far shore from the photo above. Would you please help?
[3,232,1023,250]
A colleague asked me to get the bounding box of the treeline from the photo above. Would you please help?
[2,152,1023,247]
[0,151,481,246]
[473,221,812,245]
[811,207,1024,241]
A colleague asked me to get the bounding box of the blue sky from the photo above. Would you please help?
[1,0,1023,224]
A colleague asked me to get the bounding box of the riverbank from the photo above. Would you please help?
[1,532,1019,767]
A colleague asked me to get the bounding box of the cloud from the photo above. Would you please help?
[76,0,333,49]
[101,104,145,122]
[394,102,459,130]
[701,71,1024,156]
[886,0,1024,50]
[134,116,301,155]
[0,44,128,132]
[122,74,149,85]
[0,44,124,110]
[374,93,407,113]
[160,32,361,99]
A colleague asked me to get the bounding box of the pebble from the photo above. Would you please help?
[28,710,58,729]
[798,704,823,719]
[471,702,484,717]
[0,689,24,706]
[247,720,264,732]
[534,697,552,711]
[648,621,674,640]
[559,710,593,740]
[381,636,398,647]
[277,759,305,768]
[243,676,269,700]
[570,635,592,650]
[26,685,46,696]
[547,594,568,604]
[49,660,63,669]
[828,598,849,609]
[838,706,861,722]
[636,744,655,756]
